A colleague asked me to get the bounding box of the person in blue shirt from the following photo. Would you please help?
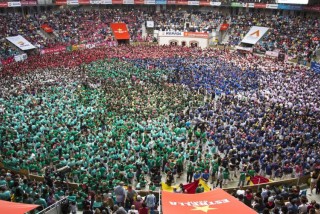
[193,171,201,181]
[201,170,210,183]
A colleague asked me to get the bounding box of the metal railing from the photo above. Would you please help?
[38,197,68,214]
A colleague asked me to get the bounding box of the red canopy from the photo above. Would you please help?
[0,200,39,214]
[162,188,257,214]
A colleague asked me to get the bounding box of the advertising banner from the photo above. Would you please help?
[265,51,279,57]
[144,0,155,4]
[236,46,253,52]
[278,4,303,10]
[254,3,266,8]
[266,4,278,9]
[220,23,229,31]
[162,189,257,214]
[67,0,79,4]
[210,2,221,6]
[199,0,210,6]
[241,26,269,44]
[176,0,187,5]
[167,0,176,4]
[155,0,166,4]
[21,0,38,6]
[110,23,130,40]
[277,0,308,4]
[304,6,320,12]
[8,1,22,7]
[0,2,7,7]
[123,0,134,4]
[41,24,53,33]
[184,32,209,38]
[146,21,154,28]
[14,53,28,62]
[56,0,67,5]
[6,35,36,51]
[40,46,66,55]
[79,0,90,4]
[100,0,112,3]
[160,31,184,37]
[188,1,199,6]
[134,0,144,4]
[90,0,101,4]
[231,2,242,7]
[311,61,320,74]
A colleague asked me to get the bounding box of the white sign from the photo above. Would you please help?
[100,0,112,4]
[242,3,254,7]
[211,2,221,6]
[236,46,253,52]
[160,31,184,37]
[6,35,36,51]
[123,0,134,4]
[8,2,21,7]
[67,0,79,4]
[265,51,279,57]
[90,0,101,4]
[144,0,155,4]
[266,4,278,9]
[188,1,199,6]
[14,53,28,62]
[146,21,154,28]
[241,26,269,45]
[277,0,308,4]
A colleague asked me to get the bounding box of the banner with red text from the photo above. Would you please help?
[162,188,257,214]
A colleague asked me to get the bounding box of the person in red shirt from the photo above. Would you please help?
[138,203,149,214]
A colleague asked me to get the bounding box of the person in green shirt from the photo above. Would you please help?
[223,168,230,185]
[238,171,246,187]
[195,184,204,194]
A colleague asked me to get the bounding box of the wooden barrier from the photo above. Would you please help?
[223,175,310,194]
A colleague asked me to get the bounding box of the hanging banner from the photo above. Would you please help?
[304,6,320,12]
[159,31,184,37]
[8,1,22,7]
[199,0,210,6]
[0,2,7,7]
[184,32,209,38]
[40,46,66,55]
[67,0,79,4]
[155,0,166,4]
[242,3,254,8]
[220,23,229,31]
[188,1,199,6]
[6,35,36,51]
[134,0,144,4]
[90,0,101,3]
[162,189,257,214]
[56,0,67,5]
[231,2,242,7]
[112,0,122,4]
[278,4,303,10]
[167,0,176,4]
[41,24,53,33]
[79,0,90,4]
[210,2,221,6]
[123,0,134,4]
[311,61,320,74]
[176,0,188,5]
[146,21,154,28]
[265,51,279,57]
[14,53,28,62]
[110,23,130,40]
[254,3,266,8]
[277,0,308,4]
[144,0,155,4]
[21,0,38,5]
[241,26,269,44]
[266,4,278,9]
[101,0,112,3]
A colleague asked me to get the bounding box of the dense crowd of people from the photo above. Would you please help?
[0,7,319,62]
[0,42,319,214]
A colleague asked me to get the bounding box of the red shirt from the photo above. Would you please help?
[139,207,149,214]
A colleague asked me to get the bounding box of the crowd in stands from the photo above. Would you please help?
[0,7,319,62]
[0,43,319,214]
